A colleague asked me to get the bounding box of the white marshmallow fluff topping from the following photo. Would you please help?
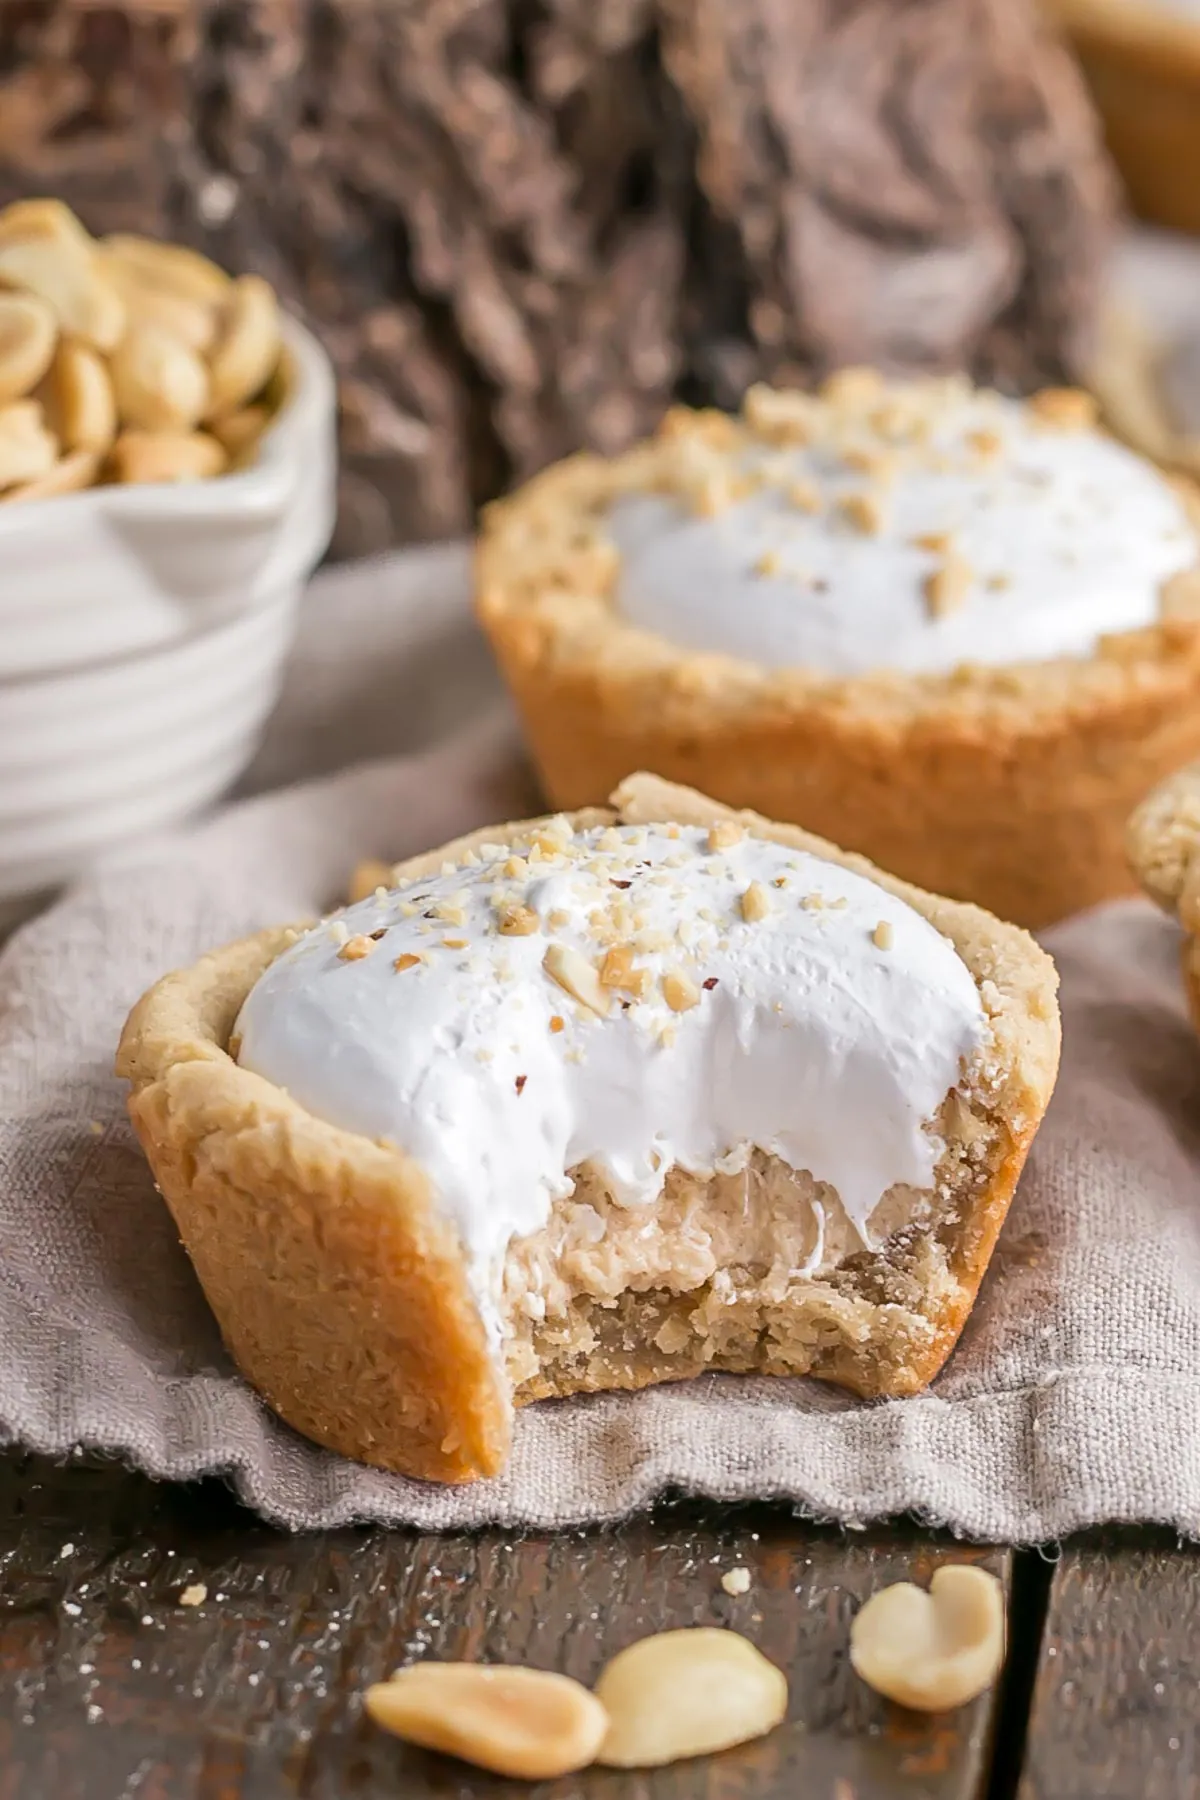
[235,818,987,1331]
[608,378,1197,677]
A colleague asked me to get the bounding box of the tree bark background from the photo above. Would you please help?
[0,0,1116,556]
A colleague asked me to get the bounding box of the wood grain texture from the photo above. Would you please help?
[0,1452,1009,1799]
[1019,1531,1200,1800]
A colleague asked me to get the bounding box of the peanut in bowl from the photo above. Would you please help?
[0,200,337,680]
[0,201,337,923]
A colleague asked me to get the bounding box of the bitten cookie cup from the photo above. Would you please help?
[476,373,1200,930]
[1046,0,1200,236]
[1128,761,1200,1031]
[117,776,1059,1485]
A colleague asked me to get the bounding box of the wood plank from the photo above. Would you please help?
[1018,1532,1200,1800]
[0,1452,1009,1799]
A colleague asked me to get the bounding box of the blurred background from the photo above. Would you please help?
[1,0,1193,563]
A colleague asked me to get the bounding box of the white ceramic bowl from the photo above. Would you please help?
[0,315,337,923]
[0,315,337,680]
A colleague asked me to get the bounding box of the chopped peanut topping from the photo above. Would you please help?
[543,942,610,1016]
[393,953,422,972]
[707,821,744,852]
[966,428,1003,462]
[873,920,894,950]
[786,477,821,512]
[740,882,770,923]
[821,365,884,409]
[743,382,818,444]
[842,444,895,481]
[839,490,885,535]
[1029,386,1097,431]
[338,934,375,962]
[925,553,973,618]
[498,903,539,936]
[753,549,781,577]
[661,971,701,1013]
[600,944,652,997]
[912,530,954,554]
[549,1015,565,1033]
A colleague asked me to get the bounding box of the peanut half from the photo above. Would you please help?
[849,1564,1005,1712]
[0,201,286,501]
[0,293,56,403]
[38,340,116,454]
[0,400,58,489]
[594,1628,788,1768]
[102,233,232,307]
[2,448,101,506]
[209,403,271,463]
[0,201,124,352]
[101,250,219,354]
[364,1662,609,1780]
[109,324,209,432]
[109,430,227,485]
[207,274,281,417]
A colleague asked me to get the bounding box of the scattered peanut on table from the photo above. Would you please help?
[0,198,285,504]
[364,1662,609,1780]
[360,1564,1009,1779]
[850,1564,1006,1712]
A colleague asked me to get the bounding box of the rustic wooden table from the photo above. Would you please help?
[1,1451,1195,1800]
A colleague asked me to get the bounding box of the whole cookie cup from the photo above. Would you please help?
[476,373,1200,927]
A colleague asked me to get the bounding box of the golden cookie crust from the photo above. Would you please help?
[1046,0,1200,236]
[117,776,1060,1484]
[475,392,1200,929]
[1128,759,1200,1032]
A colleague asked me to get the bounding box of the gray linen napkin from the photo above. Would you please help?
[4,547,1200,1540]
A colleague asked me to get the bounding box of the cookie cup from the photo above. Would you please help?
[1128,760,1200,1032]
[1047,0,1200,235]
[476,441,1200,929]
[117,776,1059,1484]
